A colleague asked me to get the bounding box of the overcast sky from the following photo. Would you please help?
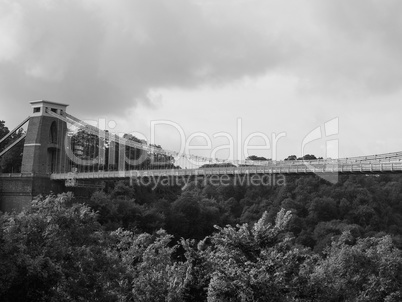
[1,0,402,161]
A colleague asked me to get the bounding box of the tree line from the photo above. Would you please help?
[1,193,401,301]
[87,173,402,251]
[1,172,402,301]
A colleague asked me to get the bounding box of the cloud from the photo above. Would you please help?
[0,0,298,116]
[1,0,402,120]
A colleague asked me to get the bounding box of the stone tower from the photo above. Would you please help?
[21,100,69,175]
[0,101,69,212]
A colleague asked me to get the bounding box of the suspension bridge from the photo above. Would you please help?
[1,100,402,211]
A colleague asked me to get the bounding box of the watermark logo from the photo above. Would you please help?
[301,117,339,184]
[129,172,286,190]
[62,116,340,187]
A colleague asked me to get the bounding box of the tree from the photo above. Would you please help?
[123,134,176,170]
[107,228,189,302]
[69,129,101,171]
[308,197,338,223]
[0,120,24,173]
[0,193,130,301]
[205,209,312,301]
[0,120,9,140]
[246,155,270,161]
[298,154,317,160]
[308,232,402,301]
[168,191,203,239]
[130,230,186,301]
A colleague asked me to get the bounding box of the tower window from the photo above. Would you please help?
[33,107,40,113]
[51,108,57,113]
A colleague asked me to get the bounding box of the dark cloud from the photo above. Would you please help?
[1,0,402,121]
[0,0,294,116]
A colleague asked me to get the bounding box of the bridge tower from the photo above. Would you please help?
[21,100,69,174]
[0,101,69,212]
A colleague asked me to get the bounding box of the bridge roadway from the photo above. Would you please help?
[50,160,402,181]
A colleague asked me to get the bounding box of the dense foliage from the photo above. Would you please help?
[1,175,402,301]
[0,120,24,173]
[69,129,177,172]
[87,174,402,251]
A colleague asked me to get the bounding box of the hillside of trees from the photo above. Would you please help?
[85,173,402,251]
[1,173,402,301]
[1,192,401,301]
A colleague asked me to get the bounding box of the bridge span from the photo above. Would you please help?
[1,100,402,211]
[50,160,402,183]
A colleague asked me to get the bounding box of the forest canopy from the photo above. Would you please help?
[1,172,402,301]
[1,193,401,301]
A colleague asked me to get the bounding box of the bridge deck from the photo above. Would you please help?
[50,161,402,180]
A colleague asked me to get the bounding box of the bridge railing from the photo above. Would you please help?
[50,161,402,181]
